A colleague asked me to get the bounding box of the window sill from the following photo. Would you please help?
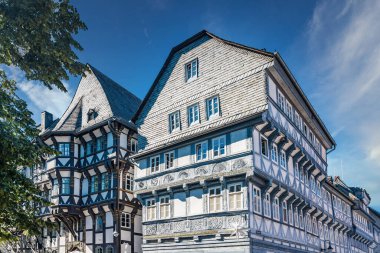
[186,76,198,83]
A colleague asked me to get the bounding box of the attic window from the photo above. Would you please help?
[87,109,98,122]
[185,59,198,82]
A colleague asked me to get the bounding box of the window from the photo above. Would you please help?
[86,141,94,155]
[186,59,198,81]
[121,212,131,228]
[299,211,304,229]
[295,112,300,129]
[91,175,98,193]
[228,183,243,210]
[52,179,59,196]
[294,208,299,227]
[271,144,278,163]
[146,199,156,221]
[313,217,318,234]
[61,177,70,194]
[273,197,280,220]
[130,138,137,152]
[300,168,304,182]
[279,150,286,168]
[282,201,288,223]
[150,156,160,173]
[206,96,219,119]
[289,206,293,225]
[209,187,222,213]
[106,246,113,253]
[95,247,103,253]
[295,163,299,179]
[264,193,271,217]
[95,215,103,231]
[261,136,269,158]
[212,136,226,158]
[286,102,293,121]
[169,111,180,133]
[88,109,98,121]
[101,173,109,190]
[195,141,208,161]
[96,136,107,151]
[303,123,308,136]
[253,187,262,213]
[58,143,70,156]
[159,196,170,219]
[126,173,133,191]
[277,92,285,111]
[188,104,199,125]
[165,151,174,169]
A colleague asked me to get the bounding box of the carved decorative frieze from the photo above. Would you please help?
[172,220,187,233]
[207,217,223,230]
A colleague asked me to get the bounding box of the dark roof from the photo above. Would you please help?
[48,64,141,133]
[89,64,142,122]
[131,30,273,122]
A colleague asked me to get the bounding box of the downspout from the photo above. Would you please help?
[108,118,122,253]
[327,144,336,155]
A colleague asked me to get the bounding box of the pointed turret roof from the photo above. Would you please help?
[51,64,141,133]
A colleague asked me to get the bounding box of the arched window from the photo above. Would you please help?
[106,246,113,253]
[282,201,288,223]
[263,193,271,217]
[273,197,280,220]
[96,247,103,253]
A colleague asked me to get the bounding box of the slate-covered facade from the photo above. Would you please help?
[132,30,380,253]
[19,65,143,253]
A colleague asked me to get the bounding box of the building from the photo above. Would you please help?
[20,65,143,253]
[132,30,379,253]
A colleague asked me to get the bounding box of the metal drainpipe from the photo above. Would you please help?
[108,119,121,253]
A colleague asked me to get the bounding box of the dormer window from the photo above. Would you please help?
[87,109,98,122]
[185,59,198,82]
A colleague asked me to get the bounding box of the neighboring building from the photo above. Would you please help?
[132,30,379,253]
[19,65,142,253]
[369,207,380,253]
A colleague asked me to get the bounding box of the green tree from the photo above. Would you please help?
[0,0,87,242]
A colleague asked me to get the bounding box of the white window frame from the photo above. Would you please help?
[264,193,271,217]
[282,200,288,223]
[295,163,299,179]
[125,173,133,191]
[165,151,175,170]
[228,183,243,211]
[121,212,131,228]
[159,196,170,219]
[279,150,287,169]
[253,186,262,214]
[146,198,157,221]
[188,103,200,126]
[208,186,222,213]
[277,91,285,111]
[169,111,180,133]
[261,136,269,158]
[195,141,208,162]
[271,143,278,163]
[289,205,293,225]
[185,58,198,82]
[130,138,138,152]
[212,135,226,158]
[150,156,160,174]
[273,197,280,221]
[61,177,70,194]
[206,96,220,120]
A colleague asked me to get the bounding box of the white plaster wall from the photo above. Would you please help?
[230,128,248,154]
[106,228,113,243]
[177,145,191,167]
[74,178,80,195]
[95,233,103,244]
[188,189,203,215]
[173,192,187,217]
[120,133,128,149]
[106,212,113,226]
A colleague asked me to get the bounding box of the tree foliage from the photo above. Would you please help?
[0,0,87,242]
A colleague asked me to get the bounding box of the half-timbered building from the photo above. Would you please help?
[132,30,379,253]
[21,65,142,253]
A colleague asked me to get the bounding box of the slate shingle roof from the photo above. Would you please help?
[47,64,141,133]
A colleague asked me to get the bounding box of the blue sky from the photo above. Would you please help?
[14,0,380,209]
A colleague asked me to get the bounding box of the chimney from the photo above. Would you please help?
[41,111,53,130]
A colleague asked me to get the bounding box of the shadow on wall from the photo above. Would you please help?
[135,35,212,150]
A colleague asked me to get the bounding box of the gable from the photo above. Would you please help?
[135,33,273,151]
